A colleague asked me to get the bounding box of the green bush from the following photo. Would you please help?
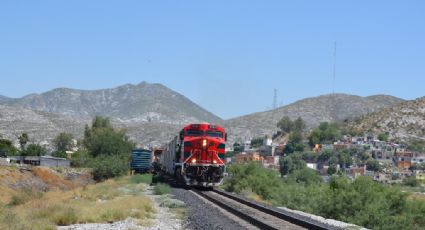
[130,174,153,184]
[154,183,171,195]
[287,168,323,185]
[91,155,129,181]
[403,177,419,187]
[223,163,425,230]
[223,162,283,201]
[70,150,90,167]
[152,175,165,184]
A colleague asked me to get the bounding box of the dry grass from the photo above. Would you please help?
[32,167,75,190]
[0,176,155,229]
[408,193,425,201]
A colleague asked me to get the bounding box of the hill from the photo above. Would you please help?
[0,85,406,147]
[224,94,404,142]
[0,95,12,103]
[2,82,221,124]
[347,97,425,141]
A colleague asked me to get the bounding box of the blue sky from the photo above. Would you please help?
[0,1,424,119]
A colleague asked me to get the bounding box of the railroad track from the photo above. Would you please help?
[192,188,331,230]
[161,174,333,230]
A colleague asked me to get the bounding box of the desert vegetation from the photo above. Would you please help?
[223,162,425,230]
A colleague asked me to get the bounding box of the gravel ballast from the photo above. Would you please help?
[171,186,247,230]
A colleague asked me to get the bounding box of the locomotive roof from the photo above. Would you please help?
[182,123,225,131]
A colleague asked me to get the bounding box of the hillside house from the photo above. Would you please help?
[394,151,414,169]
[235,152,263,164]
[411,153,425,165]
[374,173,392,183]
[345,166,366,179]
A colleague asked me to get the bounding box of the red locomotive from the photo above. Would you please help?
[159,123,227,187]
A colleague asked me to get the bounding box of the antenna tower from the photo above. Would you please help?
[332,41,337,95]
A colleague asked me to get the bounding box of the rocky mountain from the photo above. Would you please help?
[2,82,221,124]
[0,104,86,145]
[224,94,404,142]
[0,95,12,103]
[0,82,222,148]
[346,97,425,141]
[0,84,407,148]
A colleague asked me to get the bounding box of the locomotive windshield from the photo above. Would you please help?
[185,129,204,136]
[206,130,223,138]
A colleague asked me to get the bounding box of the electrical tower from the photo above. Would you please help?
[273,88,277,109]
[332,41,337,95]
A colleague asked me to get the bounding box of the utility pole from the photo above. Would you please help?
[332,41,337,95]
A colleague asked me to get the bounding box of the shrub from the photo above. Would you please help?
[154,183,171,195]
[70,150,92,168]
[130,174,152,184]
[224,162,283,201]
[52,206,78,226]
[152,174,165,184]
[91,155,129,181]
[286,168,323,185]
[403,177,419,187]
[8,189,42,206]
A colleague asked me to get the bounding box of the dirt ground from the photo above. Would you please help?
[0,165,93,204]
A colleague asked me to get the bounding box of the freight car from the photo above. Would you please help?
[130,149,153,174]
[159,123,227,187]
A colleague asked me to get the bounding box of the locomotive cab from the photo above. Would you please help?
[176,123,227,187]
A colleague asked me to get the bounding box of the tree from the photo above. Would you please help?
[378,133,389,142]
[233,142,244,153]
[277,116,294,134]
[18,133,29,150]
[70,150,92,168]
[250,137,264,148]
[52,150,67,158]
[337,150,353,169]
[284,131,305,154]
[308,122,342,146]
[0,138,18,156]
[53,132,74,152]
[287,168,323,185]
[21,144,47,156]
[83,117,134,158]
[327,165,337,175]
[280,153,306,175]
[293,117,306,132]
[407,139,425,153]
[366,160,381,172]
[82,116,135,181]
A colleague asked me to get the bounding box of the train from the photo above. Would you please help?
[157,123,227,187]
[130,149,153,174]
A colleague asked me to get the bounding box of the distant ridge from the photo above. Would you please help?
[224,93,404,142]
[0,84,407,147]
[347,96,425,141]
[1,81,222,124]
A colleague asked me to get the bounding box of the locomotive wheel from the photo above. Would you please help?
[174,167,182,181]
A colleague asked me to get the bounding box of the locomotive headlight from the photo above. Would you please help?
[202,139,207,147]
[191,158,197,163]
[213,160,217,164]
